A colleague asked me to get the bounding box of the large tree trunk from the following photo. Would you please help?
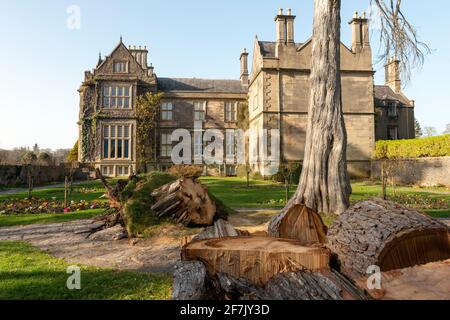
[285,0,350,215]
[326,199,450,279]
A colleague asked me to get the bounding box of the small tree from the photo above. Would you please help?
[22,151,37,199]
[37,152,52,166]
[67,141,79,162]
[424,126,437,137]
[414,118,423,138]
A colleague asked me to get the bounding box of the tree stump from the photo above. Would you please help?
[268,204,328,245]
[182,236,330,285]
[151,178,218,226]
[327,198,450,279]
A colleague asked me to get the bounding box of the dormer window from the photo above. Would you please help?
[113,61,128,73]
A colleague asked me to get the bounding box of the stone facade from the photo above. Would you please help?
[78,9,415,178]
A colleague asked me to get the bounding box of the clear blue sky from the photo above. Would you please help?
[0,0,448,150]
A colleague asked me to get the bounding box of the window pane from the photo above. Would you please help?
[117,126,123,138]
[103,139,109,158]
[124,97,129,108]
[124,166,129,175]
[110,140,116,158]
[103,86,110,97]
[118,87,123,97]
[111,97,116,107]
[124,86,130,97]
[103,126,109,138]
[124,140,129,158]
[117,139,123,158]
[110,126,116,137]
[118,97,123,108]
[124,125,130,138]
[103,97,110,108]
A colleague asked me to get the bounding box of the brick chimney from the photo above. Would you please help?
[240,48,249,86]
[129,45,148,69]
[385,57,402,93]
[349,11,369,53]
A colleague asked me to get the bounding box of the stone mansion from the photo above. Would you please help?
[77,8,415,178]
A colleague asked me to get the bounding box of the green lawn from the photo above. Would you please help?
[200,177,450,218]
[0,179,118,202]
[0,209,106,227]
[0,241,171,300]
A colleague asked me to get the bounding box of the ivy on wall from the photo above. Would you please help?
[80,111,108,162]
[135,92,162,172]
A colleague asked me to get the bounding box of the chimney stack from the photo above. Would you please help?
[240,48,249,86]
[275,8,286,45]
[129,45,149,69]
[274,8,296,45]
[349,11,369,52]
[385,57,402,93]
[285,8,296,45]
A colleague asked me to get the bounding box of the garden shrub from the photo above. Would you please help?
[374,135,450,159]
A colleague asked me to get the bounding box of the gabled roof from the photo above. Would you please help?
[375,85,413,107]
[157,78,247,93]
[96,39,145,72]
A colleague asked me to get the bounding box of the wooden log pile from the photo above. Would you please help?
[326,198,450,279]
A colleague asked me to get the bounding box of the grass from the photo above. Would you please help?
[200,177,450,218]
[0,241,172,300]
[0,209,106,227]
[0,179,118,202]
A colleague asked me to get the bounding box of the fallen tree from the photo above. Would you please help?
[327,198,450,279]
[95,169,229,237]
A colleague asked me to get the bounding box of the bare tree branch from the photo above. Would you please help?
[371,0,432,84]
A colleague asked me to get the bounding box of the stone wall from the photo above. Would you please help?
[371,157,450,187]
[0,165,89,187]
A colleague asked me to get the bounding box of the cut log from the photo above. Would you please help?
[327,198,450,279]
[151,178,218,226]
[183,219,250,246]
[172,261,211,300]
[268,204,327,245]
[182,236,330,285]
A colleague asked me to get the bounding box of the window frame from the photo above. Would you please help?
[113,61,129,73]
[102,85,132,109]
[225,101,238,122]
[160,132,173,158]
[194,101,207,121]
[161,102,174,121]
[102,124,132,160]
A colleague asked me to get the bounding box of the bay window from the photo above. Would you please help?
[103,124,131,160]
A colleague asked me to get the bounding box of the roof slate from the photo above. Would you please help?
[374,85,413,106]
[157,77,247,93]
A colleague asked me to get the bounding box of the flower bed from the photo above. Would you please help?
[0,198,110,215]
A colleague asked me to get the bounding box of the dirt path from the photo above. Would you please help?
[0,219,181,273]
[0,209,277,273]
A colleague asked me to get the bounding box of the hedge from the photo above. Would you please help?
[374,135,450,159]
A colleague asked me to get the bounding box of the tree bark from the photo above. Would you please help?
[326,198,450,279]
[285,0,350,215]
